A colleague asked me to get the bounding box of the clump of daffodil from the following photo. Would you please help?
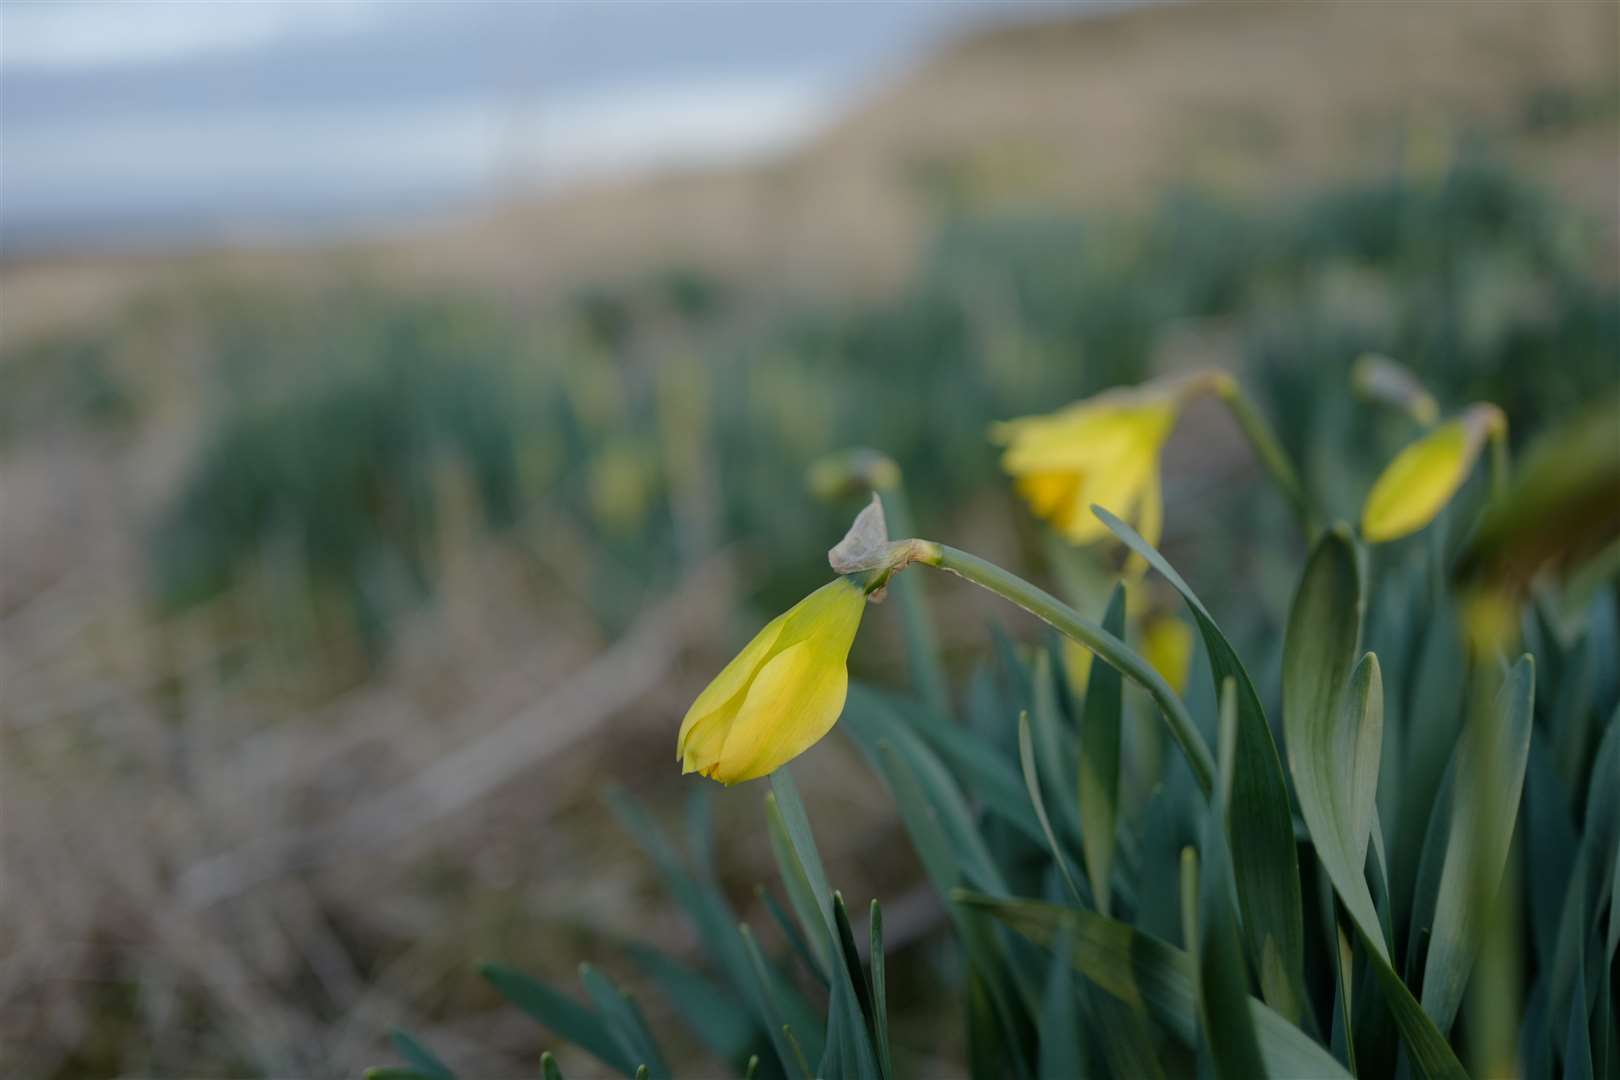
[1361,403,1506,543]
[678,497,916,784]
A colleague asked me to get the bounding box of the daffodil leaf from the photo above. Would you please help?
[768,771,882,1080]
[627,944,758,1066]
[1524,737,1579,972]
[1078,584,1126,917]
[844,691,1035,1077]
[1038,927,1088,1080]
[388,1030,454,1080]
[1093,505,1308,1026]
[897,699,1047,848]
[1018,710,1086,907]
[1198,678,1270,1080]
[756,885,828,986]
[479,964,638,1077]
[580,964,670,1080]
[842,686,1011,895]
[1412,655,1534,1034]
[1281,528,1389,978]
[954,892,1350,1080]
[541,1052,565,1080]
[1031,652,1088,869]
[764,797,832,977]
[605,789,817,1062]
[737,924,814,1080]
[867,901,893,1080]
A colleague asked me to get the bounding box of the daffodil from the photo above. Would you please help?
[678,577,866,784]
[1361,404,1505,543]
[992,388,1176,546]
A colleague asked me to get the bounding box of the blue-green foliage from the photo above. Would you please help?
[107,157,1615,651]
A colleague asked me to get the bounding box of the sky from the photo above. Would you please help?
[0,1,1090,253]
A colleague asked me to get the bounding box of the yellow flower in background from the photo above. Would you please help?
[1141,614,1193,696]
[1361,404,1505,543]
[1063,611,1191,700]
[992,392,1177,546]
[678,578,866,784]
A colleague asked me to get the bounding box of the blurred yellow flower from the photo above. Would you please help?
[992,392,1176,546]
[1361,404,1504,543]
[678,578,866,784]
[1141,614,1194,696]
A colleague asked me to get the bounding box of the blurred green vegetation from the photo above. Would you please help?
[9,155,1611,659]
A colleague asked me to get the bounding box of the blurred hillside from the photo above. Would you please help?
[1,3,1617,1077]
[5,0,1616,341]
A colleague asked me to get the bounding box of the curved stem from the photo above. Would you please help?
[1487,426,1510,503]
[913,541,1216,795]
[1212,376,1316,537]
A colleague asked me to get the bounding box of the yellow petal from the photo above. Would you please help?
[999,404,1172,475]
[1141,615,1194,697]
[711,637,853,783]
[681,577,865,783]
[1361,419,1481,543]
[677,609,789,767]
[1015,470,1084,521]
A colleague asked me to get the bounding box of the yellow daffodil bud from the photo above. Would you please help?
[1361,404,1505,543]
[992,390,1178,546]
[678,578,866,784]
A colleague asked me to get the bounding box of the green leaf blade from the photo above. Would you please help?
[1095,505,1308,1024]
[1078,584,1126,917]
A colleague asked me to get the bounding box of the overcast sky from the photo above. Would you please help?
[1,1,1093,252]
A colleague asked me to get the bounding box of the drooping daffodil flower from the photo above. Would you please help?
[991,382,1185,547]
[678,578,867,784]
[1361,403,1505,543]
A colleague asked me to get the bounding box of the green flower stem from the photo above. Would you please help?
[913,540,1216,795]
[875,485,953,722]
[1487,425,1510,503]
[1212,376,1316,535]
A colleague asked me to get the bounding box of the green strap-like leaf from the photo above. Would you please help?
[954,891,1350,1080]
[1283,531,1382,947]
[1038,928,1087,1080]
[737,924,814,1080]
[389,1029,454,1080]
[868,901,893,1080]
[627,944,757,1065]
[1078,584,1126,918]
[1095,506,1307,1024]
[1417,655,1535,1034]
[480,964,638,1077]
[768,771,882,1080]
[1198,678,1269,1080]
[1019,710,1085,906]
[579,964,670,1080]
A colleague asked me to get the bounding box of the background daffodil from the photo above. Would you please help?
[992,391,1176,546]
[677,577,865,784]
[1361,403,1505,543]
